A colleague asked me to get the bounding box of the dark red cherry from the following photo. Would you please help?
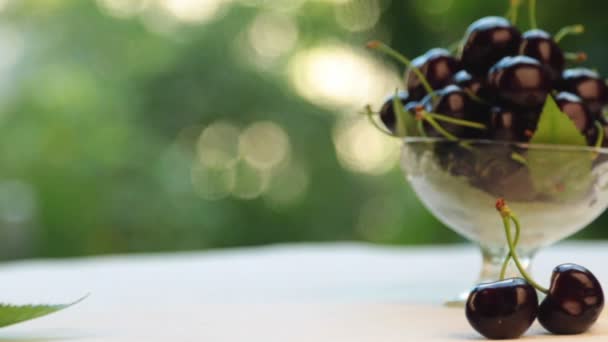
[422,85,487,139]
[488,107,539,142]
[558,68,608,115]
[453,70,484,96]
[488,56,552,109]
[434,142,476,177]
[520,29,565,82]
[478,107,539,200]
[453,70,493,105]
[460,17,522,76]
[406,48,460,101]
[538,264,604,335]
[555,92,594,136]
[378,91,410,133]
[466,278,538,340]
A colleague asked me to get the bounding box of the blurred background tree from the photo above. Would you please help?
[0,0,605,259]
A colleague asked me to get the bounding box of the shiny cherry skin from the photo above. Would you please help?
[378,91,410,133]
[421,85,487,138]
[466,278,538,340]
[558,68,608,115]
[460,16,522,76]
[488,56,552,109]
[538,264,604,335]
[406,48,460,101]
[555,92,595,137]
[488,106,539,142]
[453,70,494,108]
[453,70,485,96]
[520,29,565,82]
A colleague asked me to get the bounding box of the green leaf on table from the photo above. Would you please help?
[393,91,416,137]
[530,95,587,146]
[0,295,87,328]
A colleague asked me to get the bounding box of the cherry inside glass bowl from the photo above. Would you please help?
[401,137,608,305]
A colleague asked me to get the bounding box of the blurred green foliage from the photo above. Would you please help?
[0,0,606,259]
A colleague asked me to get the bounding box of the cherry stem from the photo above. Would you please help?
[392,90,410,137]
[363,105,396,138]
[418,111,458,141]
[507,0,521,25]
[447,40,461,55]
[415,109,476,150]
[510,152,528,165]
[497,200,549,293]
[554,24,585,43]
[528,0,537,29]
[595,121,605,147]
[417,119,427,137]
[426,112,487,130]
[593,121,604,160]
[508,216,549,293]
[499,216,520,280]
[367,41,437,101]
[565,52,588,63]
[465,89,490,105]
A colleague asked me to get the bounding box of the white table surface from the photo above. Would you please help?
[1,242,608,341]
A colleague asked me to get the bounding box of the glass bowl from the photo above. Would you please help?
[401,138,608,305]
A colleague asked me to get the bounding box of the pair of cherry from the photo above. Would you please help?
[466,199,604,339]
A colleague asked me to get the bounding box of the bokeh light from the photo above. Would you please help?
[0,0,10,12]
[0,27,23,72]
[289,44,400,111]
[335,0,381,32]
[239,121,290,171]
[191,162,236,200]
[161,0,226,24]
[197,121,241,170]
[247,12,299,59]
[230,161,269,199]
[263,160,310,208]
[333,117,400,175]
[319,0,350,4]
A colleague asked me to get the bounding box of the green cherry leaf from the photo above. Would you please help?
[527,147,593,200]
[393,90,417,137]
[0,296,87,328]
[530,95,587,146]
[527,96,593,199]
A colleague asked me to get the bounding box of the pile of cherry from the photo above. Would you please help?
[468,199,604,339]
[365,6,608,340]
[372,16,607,147]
